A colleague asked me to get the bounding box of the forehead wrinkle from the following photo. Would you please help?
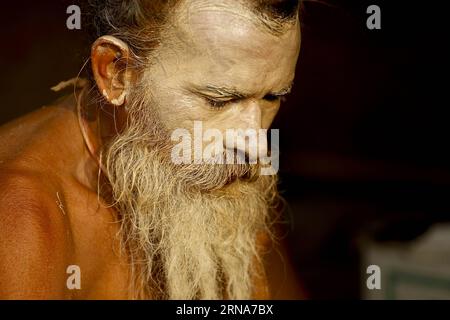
[174,1,273,59]
[177,0,256,29]
[178,0,297,36]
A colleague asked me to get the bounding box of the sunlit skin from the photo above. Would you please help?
[148,3,299,133]
[147,3,298,157]
[0,0,304,299]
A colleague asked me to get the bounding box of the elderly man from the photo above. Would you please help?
[0,0,302,299]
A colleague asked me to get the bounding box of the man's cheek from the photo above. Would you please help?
[201,109,240,131]
[261,105,280,129]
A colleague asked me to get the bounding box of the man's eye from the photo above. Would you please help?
[264,94,283,102]
[206,98,232,110]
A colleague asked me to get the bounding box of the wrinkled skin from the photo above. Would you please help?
[0,0,305,299]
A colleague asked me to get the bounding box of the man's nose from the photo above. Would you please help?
[240,101,262,131]
[224,101,268,159]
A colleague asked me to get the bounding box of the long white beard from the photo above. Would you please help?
[100,89,279,299]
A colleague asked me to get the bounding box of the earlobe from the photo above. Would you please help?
[91,35,131,106]
[110,91,127,106]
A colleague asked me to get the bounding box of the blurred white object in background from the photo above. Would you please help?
[360,223,450,299]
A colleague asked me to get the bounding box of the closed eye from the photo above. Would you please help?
[207,94,287,109]
[263,94,280,102]
[263,94,288,103]
[205,97,236,110]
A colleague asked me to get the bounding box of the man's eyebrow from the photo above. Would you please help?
[272,83,293,96]
[193,85,248,99]
[191,82,294,99]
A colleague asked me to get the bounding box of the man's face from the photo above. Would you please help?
[141,0,301,155]
[102,0,301,299]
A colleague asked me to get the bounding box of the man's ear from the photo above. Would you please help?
[91,35,133,106]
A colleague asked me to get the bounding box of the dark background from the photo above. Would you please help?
[0,1,449,298]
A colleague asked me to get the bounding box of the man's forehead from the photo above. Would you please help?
[175,0,254,26]
[151,0,300,95]
[173,0,282,57]
[168,4,300,76]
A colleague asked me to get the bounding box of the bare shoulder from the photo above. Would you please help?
[0,168,72,299]
[0,98,116,299]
